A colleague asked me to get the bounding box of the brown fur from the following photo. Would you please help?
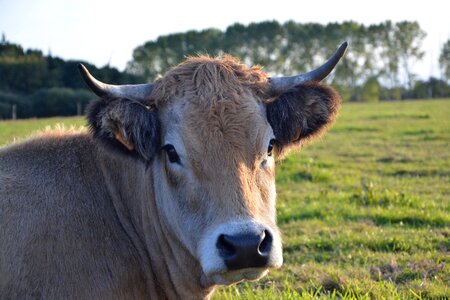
[0,55,341,299]
[0,132,214,299]
[150,55,270,106]
[0,134,150,299]
[152,56,275,219]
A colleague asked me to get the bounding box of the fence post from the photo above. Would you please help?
[77,102,82,116]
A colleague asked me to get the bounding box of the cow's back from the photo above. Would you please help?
[0,133,147,299]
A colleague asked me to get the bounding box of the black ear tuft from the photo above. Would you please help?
[266,82,340,157]
[86,97,160,162]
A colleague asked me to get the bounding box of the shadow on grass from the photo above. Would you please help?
[278,209,325,225]
[387,169,450,177]
[342,213,448,228]
[368,113,430,120]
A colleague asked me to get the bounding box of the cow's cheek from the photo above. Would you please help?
[162,179,214,256]
[252,166,277,223]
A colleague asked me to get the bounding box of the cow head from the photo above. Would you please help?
[79,42,346,287]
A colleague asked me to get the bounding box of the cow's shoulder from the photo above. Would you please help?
[0,127,148,298]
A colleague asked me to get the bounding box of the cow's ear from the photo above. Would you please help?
[86,97,160,161]
[266,82,340,159]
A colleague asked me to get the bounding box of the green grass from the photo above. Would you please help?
[1,99,449,299]
[0,116,86,146]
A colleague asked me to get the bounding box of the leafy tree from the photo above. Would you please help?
[0,44,48,94]
[29,88,92,118]
[412,77,450,99]
[0,90,31,118]
[126,20,430,102]
[370,21,400,90]
[361,77,381,102]
[0,37,144,119]
[439,39,450,82]
[127,28,223,79]
[0,101,10,119]
[393,21,426,94]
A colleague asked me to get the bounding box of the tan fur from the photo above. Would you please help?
[0,55,339,299]
[150,55,270,107]
[114,128,135,151]
[0,134,150,299]
[0,132,215,299]
[153,56,275,219]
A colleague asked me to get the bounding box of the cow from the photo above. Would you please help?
[0,42,347,299]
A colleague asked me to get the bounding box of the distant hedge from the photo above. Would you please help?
[0,38,144,119]
[0,88,93,119]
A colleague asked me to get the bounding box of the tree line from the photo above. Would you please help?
[1,20,449,119]
[128,20,449,102]
[0,35,144,119]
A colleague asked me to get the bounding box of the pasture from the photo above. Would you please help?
[0,99,449,299]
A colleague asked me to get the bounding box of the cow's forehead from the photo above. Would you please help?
[153,56,273,172]
[162,88,272,173]
[150,55,270,108]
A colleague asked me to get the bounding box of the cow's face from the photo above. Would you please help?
[81,44,345,287]
[151,62,282,284]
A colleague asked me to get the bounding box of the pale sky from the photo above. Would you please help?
[1,0,449,79]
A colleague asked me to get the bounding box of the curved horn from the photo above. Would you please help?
[269,41,348,95]
[78,64,154,102]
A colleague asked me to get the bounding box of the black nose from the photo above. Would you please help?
[216,230,272,270]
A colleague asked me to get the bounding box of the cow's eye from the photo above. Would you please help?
[163,144,181,164]
[267,139,275,156]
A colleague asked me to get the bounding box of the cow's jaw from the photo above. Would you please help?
[201,268,269,287]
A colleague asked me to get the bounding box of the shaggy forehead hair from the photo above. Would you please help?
[150,55,270,107]
[150,55,272,172]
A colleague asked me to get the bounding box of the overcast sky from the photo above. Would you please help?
[1,0,449,79]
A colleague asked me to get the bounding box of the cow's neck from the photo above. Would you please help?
[99,151,215,299]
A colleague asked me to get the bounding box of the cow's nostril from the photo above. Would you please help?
[258,230,272,255]
[217,234,237,259]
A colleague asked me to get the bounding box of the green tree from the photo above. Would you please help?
[0,37,146,119]
[126,20,428,101]
[127,28,223,79]
[412,77,450,99]
[439,39,450,82]
[0,43,48,94]
[370,21,401,91]
[0,90,31,118]
[394,21,426,94]
[361,76,381,102]
[0,101,10,119]
[29,88,92,118]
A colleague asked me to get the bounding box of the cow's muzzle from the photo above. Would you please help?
[198,220,282,286]
[217,230,272,270]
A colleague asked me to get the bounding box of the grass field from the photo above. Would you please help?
[1,99,449,299]
[0,116,86,146]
